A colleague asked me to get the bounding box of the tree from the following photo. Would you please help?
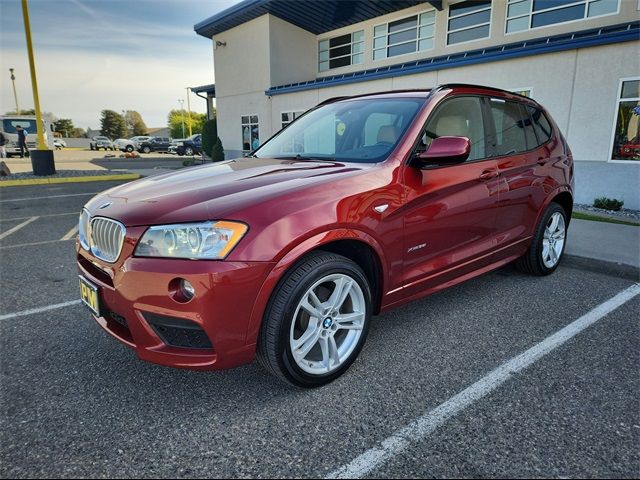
[72,127,86,138]
[201,118,218,158]
[167,110,207,139]
[53,118,75,137]
[124,110,148,136]
[4,109,35,115]
[100,110,126,139]
[211,138,225,162]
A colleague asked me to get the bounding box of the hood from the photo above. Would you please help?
[85,157,369,226]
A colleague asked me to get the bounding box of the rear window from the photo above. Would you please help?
[488,98,528,156]
[527,106,553,145]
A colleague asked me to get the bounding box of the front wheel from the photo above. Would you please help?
[184,147,194,156]
[142,146,151,154]
[257,252,372,388]
[516,202,568,276]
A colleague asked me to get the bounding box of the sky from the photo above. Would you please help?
[0,0,240,130]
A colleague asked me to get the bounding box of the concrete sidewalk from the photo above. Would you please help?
[566,218,640,270]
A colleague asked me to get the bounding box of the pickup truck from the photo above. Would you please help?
[138,137,172,154]
[175,134,202,156]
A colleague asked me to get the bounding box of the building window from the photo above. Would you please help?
[447,0,492,45]
[506,0,619,34]
[611,79,640,161]
[281,111,304,129]
[373,10,435,61]
[319,30,364,72]
[241,115,259,151]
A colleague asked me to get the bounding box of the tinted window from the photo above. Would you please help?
[518,104,538,150]
[421,96,486,161]
[488,99,527,155]
[527,106,552,144]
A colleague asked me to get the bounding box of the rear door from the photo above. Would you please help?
[487,98,550,245]
[401,95,502,297]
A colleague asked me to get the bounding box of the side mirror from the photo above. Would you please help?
[416,136,470,165]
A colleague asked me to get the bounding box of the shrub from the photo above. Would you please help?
[593,197,624,211]
[211,138,225,162]
[201,118,218,158]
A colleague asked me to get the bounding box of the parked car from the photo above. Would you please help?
[115,136,152,152]
[137,136,172,154]
[53,139,66,149]
[89,136,113,151]
[175,134,202,156]
[76,84,574,387]
[168,138,185,155]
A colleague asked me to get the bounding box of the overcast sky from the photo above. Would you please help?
[0,0,239,130]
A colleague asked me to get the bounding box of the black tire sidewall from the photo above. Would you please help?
[273,256,372,387]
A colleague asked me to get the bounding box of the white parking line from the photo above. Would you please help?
[0,300,82,321]
[61,225,79,241]
[0,216,39,240]
[0,238,74,250]
[326,283,640,479]
[0,212,77,222]
[0,192,97,203]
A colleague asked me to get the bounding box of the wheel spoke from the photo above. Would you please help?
[319,337,331,372]
[328,336,340,366]
[336,312,364,330]
[328,277,353,311]
[300,294,322,318]
[549,245,558,264]
[548,214,559,233]
[292,326,321,361]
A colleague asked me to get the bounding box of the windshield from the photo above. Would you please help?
[254,97,425,163]
[2,119,37,134]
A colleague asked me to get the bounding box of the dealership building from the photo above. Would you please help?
[194,0,640,209]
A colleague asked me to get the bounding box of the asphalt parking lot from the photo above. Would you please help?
[1,180,639,478]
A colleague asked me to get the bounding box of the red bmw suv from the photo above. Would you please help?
[77,84,573,387]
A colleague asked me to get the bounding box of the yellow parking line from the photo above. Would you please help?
[0,216,39,240]
[61,225,79,241]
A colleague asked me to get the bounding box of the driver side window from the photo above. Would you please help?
[418,96,487,161]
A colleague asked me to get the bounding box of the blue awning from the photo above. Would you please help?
[195,0,432,38]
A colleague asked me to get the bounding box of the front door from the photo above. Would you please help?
[400,95,502,299]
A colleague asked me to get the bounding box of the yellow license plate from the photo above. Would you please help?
[79,275,100,316]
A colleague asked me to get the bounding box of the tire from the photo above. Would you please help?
[257,252,372,388]
[126,145,133,153]
[516,202,567,276]
[185,147,194,156]
[142,146,151,154]
[90,145,94,151]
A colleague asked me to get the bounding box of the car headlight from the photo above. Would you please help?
[134,221,248,259]
[78,208,91,250]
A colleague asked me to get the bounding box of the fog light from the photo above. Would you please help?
[181,279,195,300]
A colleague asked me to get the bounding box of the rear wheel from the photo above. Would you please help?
[516,203,567,276]
[257,252,372,388]
[142,146,151,154]
[185,147,194,156]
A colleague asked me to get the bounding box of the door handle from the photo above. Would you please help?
[479,169,499,180]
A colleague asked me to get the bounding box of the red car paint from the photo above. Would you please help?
[77,85,573,370]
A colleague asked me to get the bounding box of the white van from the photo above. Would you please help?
[0,115,54,157]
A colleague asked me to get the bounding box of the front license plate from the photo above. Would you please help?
[79,275,100,316]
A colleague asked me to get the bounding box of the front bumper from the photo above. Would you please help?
[76,233,275,370]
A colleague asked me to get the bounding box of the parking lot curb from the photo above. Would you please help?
[564,254,640,282]
[0,173,140,187]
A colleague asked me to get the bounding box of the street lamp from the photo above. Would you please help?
[178,99,185,138]
[9,68,20,114]
[185,87,193,137]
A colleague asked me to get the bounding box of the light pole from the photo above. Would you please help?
[178,99,185,138]
[21,0,55,175]
[122,110,128,137]
[9,68,20,114]
[185,87,193,137]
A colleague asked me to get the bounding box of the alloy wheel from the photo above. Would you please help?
[289,274,366,375]
[542,212,566,268]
